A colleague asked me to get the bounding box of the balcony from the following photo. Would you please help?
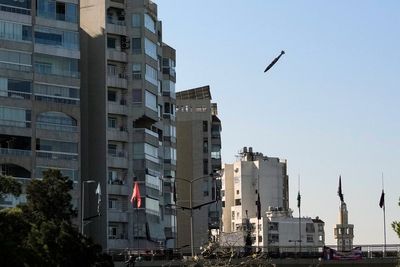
[36,151,78,161]
[132,128,159,145]
[106,18,126,35]
[108,151,128,168]
[107,75,127,89]
[0,4,31,16]
[107,49,127,62]
[108,101,128,115]
[107,128,128,142]
[0,148,31,157]
[107,183,129,196]
[108,210,128,222]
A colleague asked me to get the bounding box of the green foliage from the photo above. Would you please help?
[392,197,400,239]
[0,169,113,267]
[0,175,22,198]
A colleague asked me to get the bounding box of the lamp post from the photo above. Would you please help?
[81,179,95,235]
[168,173,219,258]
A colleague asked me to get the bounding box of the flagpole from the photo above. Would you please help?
[382,173,387,257]
[298,175,301,256]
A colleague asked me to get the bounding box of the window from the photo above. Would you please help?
[203,159,208,175]
[107,37,116,49]
[108,91,116,102]
[132,63,141,80]
[108,144,117,156]
[37,111,77,132]
[0,21,32,42]
[203,138,208,153]
[307,235,314,243]
[132,14,141,27]
[268,222,279,231]
[144,90,157,111]
[203,121,208,132]
[36,139,78,160]
[34,54,79,78]
[306,223,315,233]
[132,89,142,103]
[0,49,31,71]
[35,27,79,50]
[34,83,79,105]
[145,64,158,86]
[236,190,239,195]
[144,14,155,33]
[37,0,77,23]
[268,234,279,243]
[132,38,141,54]
[0,77,31,99]
[231,211,235,220]
[0,106,31,127]
[144,38,157,60]
[108,117,117,128]
[235,199,241,206]
[108,198,118,209]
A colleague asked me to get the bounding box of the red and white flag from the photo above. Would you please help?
[130,181,141,208]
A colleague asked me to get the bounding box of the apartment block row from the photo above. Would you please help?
[0,0,222,252]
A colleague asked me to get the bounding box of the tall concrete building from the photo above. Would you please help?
[80,0,176,250]
[0,0,81,212]
[221,147,288,233]
[176,86,222,253]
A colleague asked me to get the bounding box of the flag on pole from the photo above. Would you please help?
[130,181,141,208]
[338,176,344,202]
[379,190,385,208]
[256,193,261,220]
[297,191,301,208]
[95,182,101,214]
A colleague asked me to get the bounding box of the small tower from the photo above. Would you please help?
[334,176,354,251]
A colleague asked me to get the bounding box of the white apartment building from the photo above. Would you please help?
[222,147,288,233]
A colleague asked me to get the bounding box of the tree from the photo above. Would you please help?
[392,197,400,239]
[0,170,113,266]
[0,174,22,198]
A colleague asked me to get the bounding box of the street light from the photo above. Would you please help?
[81,179,95,235]
[166,173,220,258]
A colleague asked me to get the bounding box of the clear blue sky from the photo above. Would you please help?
[156,0,400,245]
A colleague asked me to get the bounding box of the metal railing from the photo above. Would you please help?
[0,4,31,15]
[0,147,31,157]
[36,122,78,132]
[36,151,78,161]
[0,119,31,128]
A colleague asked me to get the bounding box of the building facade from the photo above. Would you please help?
[176,86,222,253]
[0,0,81,212]
[80,0,176,251]
[221,147,289,234]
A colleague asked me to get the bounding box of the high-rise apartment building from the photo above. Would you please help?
[0,0,81,211]
[176,86,222,253]
[80,0,176,251]
[222,147,288,233]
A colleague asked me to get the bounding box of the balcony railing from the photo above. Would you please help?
[108,150,127,158]
[0,90,31,100]
[36,122,78,133]
[0,148,31,157]
[0,4,31,15]
[36,151,78,161]
[35,63,80,79]
[0,119,31,128]
[34,94,79,105]
[0,61,32,72]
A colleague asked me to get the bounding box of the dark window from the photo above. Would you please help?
[132,89,142,103]
[56,2,66,21]
[132,38,141,54]
[107,37,116,48]
[35,31,62,46]
[203,121,208,132]
[235,199,241,206]
[203,159,208,175]
[108,91,116,102]
[203,138,208,153]
[222,201,225,207]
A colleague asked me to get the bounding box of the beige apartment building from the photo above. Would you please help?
[80,0,176,250]
[0,0,81,212]
[176,86,222,253]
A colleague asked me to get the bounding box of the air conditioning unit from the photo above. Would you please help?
[120,36,130,49]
